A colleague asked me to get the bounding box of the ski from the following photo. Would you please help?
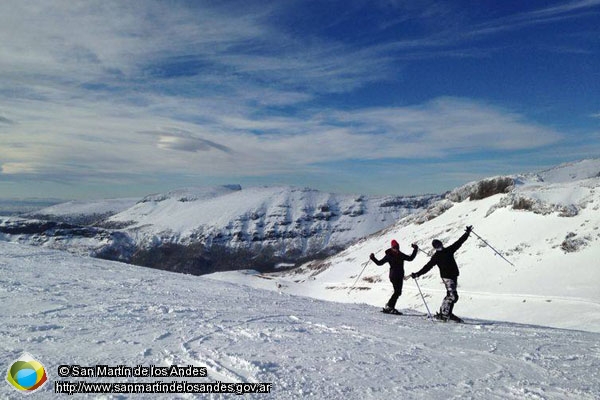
[381,309,403,316]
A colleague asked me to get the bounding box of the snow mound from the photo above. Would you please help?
[403,199,454,225]
[446,176,515,202]
[534,158,600,183]
[486,192,582,217]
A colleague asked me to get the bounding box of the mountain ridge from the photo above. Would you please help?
[1,185,440,274]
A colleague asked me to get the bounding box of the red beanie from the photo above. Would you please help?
[391,240,399,249]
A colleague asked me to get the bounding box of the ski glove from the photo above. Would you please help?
[465,225,473,233]
[411,243,418,249]
[410,272,417,279]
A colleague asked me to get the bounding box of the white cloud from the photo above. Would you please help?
[326,98,562,152]
[0,94,565,185]
[0,162,39,174]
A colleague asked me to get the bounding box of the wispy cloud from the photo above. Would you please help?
[373,0,600,58]
[0,0,595,198]
[140,129,234,154]
[0,94,564,184]
[467,0,600,37]
[0,0,395,103]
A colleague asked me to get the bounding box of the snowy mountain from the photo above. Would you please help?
[1,242,598,399]
[0,186,438,274]
[210,159,600,333]
[106,185,435,255]
[27,197,139,225]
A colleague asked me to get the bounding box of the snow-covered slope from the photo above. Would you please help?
[1,242,598,399]
[536,158,600,183]
[211,159,600,333]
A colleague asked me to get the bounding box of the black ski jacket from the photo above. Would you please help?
[371,247,417,280]
[413,231,470,280]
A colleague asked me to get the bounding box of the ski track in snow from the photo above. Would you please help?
[1,242,599,399]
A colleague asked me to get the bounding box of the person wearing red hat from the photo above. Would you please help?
[370,239,418,314]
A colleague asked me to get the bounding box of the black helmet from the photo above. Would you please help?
[432,239,443,250]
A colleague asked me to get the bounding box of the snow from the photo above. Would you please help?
[535,159,600,183]
[1,242,599,399]
[2,160,600,398]
[210,159,600,334]
[110,186,410,235]
[516,179,596,209]
[139,185,242,203]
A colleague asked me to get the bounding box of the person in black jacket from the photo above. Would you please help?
[370,239,418,314]
[406,226,472,322]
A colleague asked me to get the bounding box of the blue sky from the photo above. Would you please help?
[1,0,599,199]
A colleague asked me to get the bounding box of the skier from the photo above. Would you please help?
[406,226,472,322]
[370,240,418,315]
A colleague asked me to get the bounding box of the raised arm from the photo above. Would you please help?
[370,253,387,266]
[402,244,419,262]
[448,226,472,253]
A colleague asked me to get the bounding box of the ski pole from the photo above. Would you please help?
[417,247,430,257]
[413,277,434,322]
[348,259,370,295]
[409,240,430,257]
[470,228,515,267]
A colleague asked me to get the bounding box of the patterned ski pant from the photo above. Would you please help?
[440,278,459,316]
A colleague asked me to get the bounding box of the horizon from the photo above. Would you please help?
[1,154,597,203]
[0,158,600,204]
[1,1,599,200]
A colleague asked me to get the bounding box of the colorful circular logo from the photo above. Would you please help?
[6,353,48,393]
